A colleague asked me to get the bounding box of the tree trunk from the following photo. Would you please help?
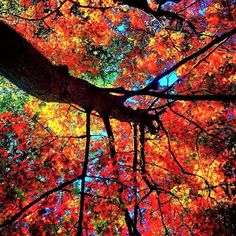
[1,21,235,131]
[0,21,157,126]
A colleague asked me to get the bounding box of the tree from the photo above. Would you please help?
[0,0,235,235]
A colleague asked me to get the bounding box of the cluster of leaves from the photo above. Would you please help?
[0,0,235,235]
[1,96,236,235]
[0,77,29,114]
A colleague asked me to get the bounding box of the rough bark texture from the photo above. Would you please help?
[0,21,101,105]
[0,21,235,130]
[0,21,157,127]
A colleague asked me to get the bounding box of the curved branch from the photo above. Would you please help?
[9,0,67,21]
[0,21,159,131]
[160,122,212,196]
[0,21,235,138]
[119,0,196,31]
[0,175,82,229]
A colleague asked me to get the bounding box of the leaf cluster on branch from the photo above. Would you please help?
[0,0,235,234]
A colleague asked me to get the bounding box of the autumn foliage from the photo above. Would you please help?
[0,0,235,235]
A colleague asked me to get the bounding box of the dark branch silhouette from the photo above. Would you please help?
[144,27,236,90]
[0,175,82,229]
[103,117,141,236]
[77,111,91,236]
[0,1,235,233]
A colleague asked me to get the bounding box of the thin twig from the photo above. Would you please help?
[77,111,91,236]
[0,175,83,229]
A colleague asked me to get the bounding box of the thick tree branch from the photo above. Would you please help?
[0,21,235,140]
[0,21,159,130]
[101,28,236,101]
[104,87,236,101]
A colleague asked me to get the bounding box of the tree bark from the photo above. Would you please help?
[0,21,235,131]
[0,21,156,126]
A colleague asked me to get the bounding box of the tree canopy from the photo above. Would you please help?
[0,0,235,235]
